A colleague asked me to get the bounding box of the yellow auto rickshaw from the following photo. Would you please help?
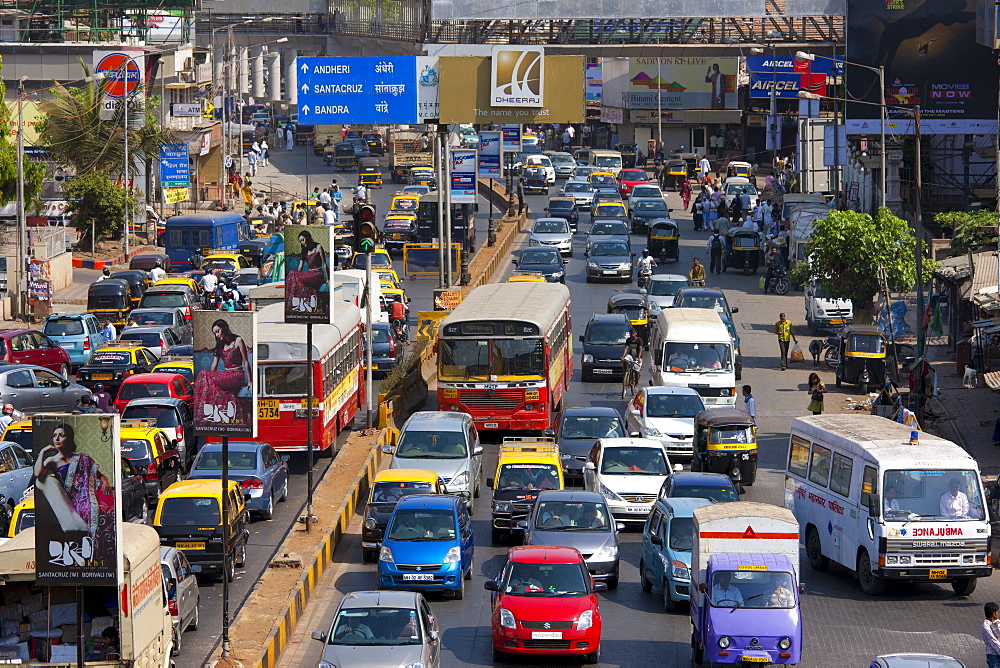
[333,142,356,171]
[359,156,382,189]
[826,325,888,395]
[692,406,758,487]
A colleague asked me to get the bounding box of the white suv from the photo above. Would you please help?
[625,386,705,459]
[583,437,679,523]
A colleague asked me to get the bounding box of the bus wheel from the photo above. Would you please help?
[952,577,978,596]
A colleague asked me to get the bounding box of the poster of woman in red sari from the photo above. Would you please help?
[192,312,257,437]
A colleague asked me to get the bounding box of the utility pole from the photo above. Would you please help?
[123,58,130,260]
[435,132,445,288]
[879,65,886,210]
[16,77,28,321]
[914,106,926,360]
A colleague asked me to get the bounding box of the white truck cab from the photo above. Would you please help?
[650,308,737,406]
[804,283,853,335]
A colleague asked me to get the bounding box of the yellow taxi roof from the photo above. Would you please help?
[159,479,240,499]
[595,202,626,210]
[382,287,405,296]
[548,196,574,202]
[497,451,562,466]
[203,252,241,261]
[508,273,546,283]
[120,425,165,441]
[5,419,30,432]
[589,171,615,178]
[385,214,416,223]
[391,194,420,204]
[373,468,440,484]
[154,360,194,370]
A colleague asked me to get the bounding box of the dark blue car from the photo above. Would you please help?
[186,441,289,520]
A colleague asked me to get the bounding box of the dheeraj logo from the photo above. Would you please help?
[491,46,544,107]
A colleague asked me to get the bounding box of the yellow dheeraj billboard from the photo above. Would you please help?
[439,56,584,124]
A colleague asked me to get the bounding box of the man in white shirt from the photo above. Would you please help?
[200,270,218,296]
[318,189,332,206]
[741,217,759,231]
[148,260,166,284]
[742,385,757,421]
[353,183,368,202]
[940,478,971,517]
[323,204,337,226]
[711,572,744,607]
[883,485,901,513]
[698,156,712,180]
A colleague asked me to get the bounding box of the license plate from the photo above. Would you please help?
[258,399,280,420]
[401,573,434,581]
[531,631,562,640]
[392,234,402,239]
[92,373,113,380]
[525,390,539,401]
[829,319,845,325]
[484,422,499,429]
[626,506,648,514]
[929,568,947,579]
[603,270,618,275]
[593,369,612,374]
[176,541,205,550]
[742,656,769,663]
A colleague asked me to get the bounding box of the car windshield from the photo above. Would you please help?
[131,312,174,326]
[551,154,574,164]
[591,243,629,258]
[386,508,456,541]
[548,200,573,210]
[395,430,468,459]
[560,415,624,439]
[121,332,163,348]
[676,295,728,313]
[370,327,392,345]
[613,305,645,321]
[564,183,592,193]
[594,206,625,217]
[502,561,589,596]
[725,183,757,196]
[849,334,884,354]
[591,174,615,185]
[439,337,545,381]
[155,365,193,382]
[118,382,169,401]
[670,484,738,503]
[44,318,84,336]
[88,351,130,365]
[634,201,667,212]
[591,222,628,236]
[14,508,34,535]
[121,406,180,428]
[496,463,561,491]
[520,250,560,266]
[353,254,392,269]
[649,279,688,296]
[633,187,660,197]
[646,393,705,418]
[709,426,755,445]
[3,429,31,451]
[326,607,423,646]
[195,449,258,471]
[883,469,985,520]
[668,516,694,551]
[120,439,152,461]
[371,481,434,504]
[596,156,620,168]
[142,294,185,308]
[205,259,237,272]
[601,447,668,475]
[710,570,795,609]
[663,343,732,371]
[622,171,648,181]
[586,323,629,345]
[534,501,611,531]
[158,497,220,526]
[533,220,569,234]
[236,273,260,286]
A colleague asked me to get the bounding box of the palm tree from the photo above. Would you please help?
[36,60,174,177]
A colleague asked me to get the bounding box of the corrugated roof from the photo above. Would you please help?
[971,252,1000,295]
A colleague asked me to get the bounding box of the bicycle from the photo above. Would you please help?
[621,355,643,399]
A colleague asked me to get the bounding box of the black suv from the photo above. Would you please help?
[579,313,631,381]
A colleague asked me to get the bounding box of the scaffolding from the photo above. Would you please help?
[0,0,195,43]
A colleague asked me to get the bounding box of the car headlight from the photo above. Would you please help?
[583,354,594,363]
[499,607,516,629]
[588,261,598,268]
[643,425,662,437]
[577,609,594,631]
[402,662,425,668]
[530,238,540,245]
[443,546,461,564]
[319,661,337,668]
[619,262,631,270]
[494,501,511,512]
[364,517,378,531]
[450,471,469,487]
[590,545,619,561]
[553,270,564,278]
[671,561,690,580]
[718,636,731,649]
[778,637,792,650]
[598,480,623,502]
[379,545,394,563]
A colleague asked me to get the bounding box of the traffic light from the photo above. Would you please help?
[355,203,377,253]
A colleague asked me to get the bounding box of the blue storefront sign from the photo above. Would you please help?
[478,131,502,178]
[746,56,843,99]
[450,148,478,204]
[159,143,190,188]
[297,56,417,124]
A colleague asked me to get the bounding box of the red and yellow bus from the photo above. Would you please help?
[253,302,363,455]
[437,283,572,431]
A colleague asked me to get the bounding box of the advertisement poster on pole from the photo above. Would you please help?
[501,124,522,153]
[283,224,332,324]
[33,413,123,587]
[192,311,257,437]
[450,148,478,204]
[478,131,502,178]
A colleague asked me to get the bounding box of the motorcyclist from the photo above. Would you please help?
[764,246,786,292]
[353,182,368,203]
[389,299,407,341]
[636,249,657,285]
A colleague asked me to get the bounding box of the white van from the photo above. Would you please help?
[333,269,389,324]
[588,150,624,177]
[787,203,833,281]
[804,282,854,335]
[784,414,991,596]
[649,308,736,406]
[523,154,556,185]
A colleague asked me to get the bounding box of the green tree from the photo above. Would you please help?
[933,209,997,252]
[64,170,139,248]
[0,55,46,211]
[791,207,934,322]
[36,60,171,177]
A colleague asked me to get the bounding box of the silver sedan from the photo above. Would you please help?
[529,218,574,257]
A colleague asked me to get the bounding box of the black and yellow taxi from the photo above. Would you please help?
[120,419,183,504]
[201,251,251,278]
[1,419,32,452]
[76,340,158,394]
[153,359,195,383]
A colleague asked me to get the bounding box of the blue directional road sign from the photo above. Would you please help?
[297,57,417,125]
[159,143,190,188]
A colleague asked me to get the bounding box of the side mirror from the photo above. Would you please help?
[429,629,440,642]
[61,379,70,388]
[639,288,647,295]
[731,306,739,314]
[311,631,326,642]
[584,462,596,471]
[651,534,663,547]
[674,463,683,472]
[629,409,640,417]
[543,429,555,437]
[579,335,585,343]
[616,522,625,532]
[698,583,707,593]
[381,444,394,455]
[484,580,499,591]
[171,439,179,448]
[473,445,484,456]
[592,582,608,593]
[628,430,640,437]
[511,259,518,266]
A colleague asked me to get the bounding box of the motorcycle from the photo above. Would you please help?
[391,318,409,345]
[765,265,790,295]
[637,266,653,289]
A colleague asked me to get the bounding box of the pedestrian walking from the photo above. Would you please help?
[741,385,757,421]
[318,188,331,206]
[807,372,825,415]
[730,195,744,223]
[680,178,691,210]
[285,125,294,150]
[692,194,704,231]
[706,230,724,274]
[323,203,337,226]
[260,139,269,166]
[774,313,798,371]
[247,148,258,176]
[982,602,1000,668]
[331,184,343,221]
[698,155,711,181]
[688,257,706,286]
[100,319,117,343]
[93,385,113,413]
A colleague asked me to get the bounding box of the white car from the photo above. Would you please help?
[561,181,595,209]
[548,151,578,178]
[569,165,600,183]
[524,155,557,185]
[627,185,665,210]
[529,218,574,256]
[624,387,706,459]
[583,437,679,523]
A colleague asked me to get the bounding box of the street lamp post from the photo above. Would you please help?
[16,77,28,321]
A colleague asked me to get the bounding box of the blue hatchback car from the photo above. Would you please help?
[42,313,108,368]
[378,494,474,599]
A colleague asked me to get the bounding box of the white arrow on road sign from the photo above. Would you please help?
[301,105,310,115]
[300,62,309,74]
[301,83,309,94]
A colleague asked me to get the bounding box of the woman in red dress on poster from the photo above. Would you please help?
[194,319,251,429]
[286,229,329,314]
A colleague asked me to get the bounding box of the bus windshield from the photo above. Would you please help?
[439,338,545,380]
[883,469,985,520]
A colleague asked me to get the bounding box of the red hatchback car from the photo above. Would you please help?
[485,545,604,664]
[617,168,650,196]
[114,372,193,414]
[0,329,73,377]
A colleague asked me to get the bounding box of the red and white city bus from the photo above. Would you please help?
[436,282,572,431]
[254,302,363,455]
